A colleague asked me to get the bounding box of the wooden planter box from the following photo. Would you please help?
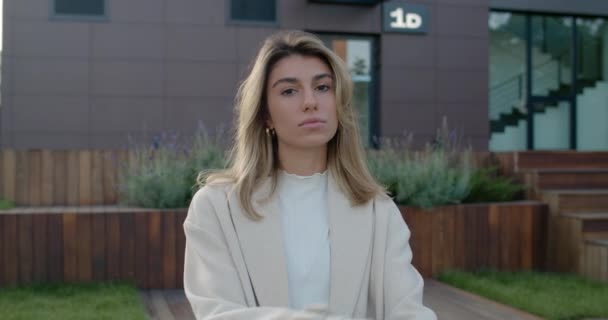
[401,201,548,277]
[0,207,187,289]
[0,201,548,288]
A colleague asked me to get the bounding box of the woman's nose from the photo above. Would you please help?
[302,88,318,111]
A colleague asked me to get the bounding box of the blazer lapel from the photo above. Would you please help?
[327,172,374,317]
[227,178,290,307]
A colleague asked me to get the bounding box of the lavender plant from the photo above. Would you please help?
[117,123,227,209]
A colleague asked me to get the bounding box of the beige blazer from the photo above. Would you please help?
[183,172,437,320]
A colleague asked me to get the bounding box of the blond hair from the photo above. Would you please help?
[198,30,386,220]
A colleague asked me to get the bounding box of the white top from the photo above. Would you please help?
[277,169,331,311]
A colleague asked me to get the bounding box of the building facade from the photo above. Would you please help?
[0,0,489,150]
[0,0,606,151]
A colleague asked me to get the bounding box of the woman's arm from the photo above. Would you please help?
[183,187,353,320]
[382,202,437,320]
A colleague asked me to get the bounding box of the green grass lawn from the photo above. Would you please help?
[438,269,608,320]
[0,282,147,320]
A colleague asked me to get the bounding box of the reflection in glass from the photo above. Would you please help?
[489,12,528,151]
[576,18,608,150]
[532,101,570,150]
[319,35,374,146]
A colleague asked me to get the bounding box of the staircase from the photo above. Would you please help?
[489,28,606,151]
[514,152,608,282]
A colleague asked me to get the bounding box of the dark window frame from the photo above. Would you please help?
[226,0,279,26]
[51,0,108,21]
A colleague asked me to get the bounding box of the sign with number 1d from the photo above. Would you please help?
[383,2,428,34]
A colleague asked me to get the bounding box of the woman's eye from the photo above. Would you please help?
[281,88,296,96]
[317,84,331,92]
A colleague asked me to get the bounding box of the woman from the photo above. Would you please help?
[183,30,436,320]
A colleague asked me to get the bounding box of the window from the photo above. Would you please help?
[54,0,105,16]
[318,34,378,147]
[230,0,276,23]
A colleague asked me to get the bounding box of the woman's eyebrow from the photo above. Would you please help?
[271,77,298,88]
[313,73,334,82]
[271,73,334,88]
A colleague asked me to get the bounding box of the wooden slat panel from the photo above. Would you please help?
[18,214,33,284]
[521,206,534,269]
[106,213,121,280]
[53,151,68,205]
[91,151,104,204]
[1,150,16,202]
[32,213,48,283]
[41,150,54,205]
[76,214,92,282]
[79,151,92,205]
[163,212,177,289]
[102,150,119,204]
[63,213,78,282]
[431,209,445,275]
[464,210,477,270]
[0,152,3,199]
[28,150,42,205]
[478,205,491,269]
[0,215,3,286]
[66,151,79,206]
[453,206,466,270]
[15,151,28,206]
[1,215,18,286]
[499,207,512,270]
[47,214,64,282]
[488,205,500,269]
[120,213,136,282]
[91,214,106,281]
[176,211,187,289]
[135,212,149,288]
[148,211,162,289]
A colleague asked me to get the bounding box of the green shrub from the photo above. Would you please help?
[368,118,522,208]
[0,199,15,210]
[368,146,473,208]
[462,167,524,204]
[117,125,226,209]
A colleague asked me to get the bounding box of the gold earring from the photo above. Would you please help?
[266,127,275,137]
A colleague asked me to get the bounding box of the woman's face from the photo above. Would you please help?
[265,54,339,151]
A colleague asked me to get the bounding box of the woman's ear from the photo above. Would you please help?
[264,111,274,129]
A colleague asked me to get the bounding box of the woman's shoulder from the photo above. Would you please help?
[192,181,235,204]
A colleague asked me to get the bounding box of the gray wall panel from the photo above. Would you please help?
[164,97,234,132]
[165,62,237,98]
[166,25,237,62]
[382,67,435,103]
[13,21,89,58]
[436,5,488,37]
[91,60,163,96]
[12,95,89,132]
[13,58,89,95]
[91,24,164,59]
[381,102,437,137]
[437,37,489,69]
[381,35,436,68]
[436,69,488,103]
[109,0,163,23]
[90,97,164,133]
[165,0,225,26]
